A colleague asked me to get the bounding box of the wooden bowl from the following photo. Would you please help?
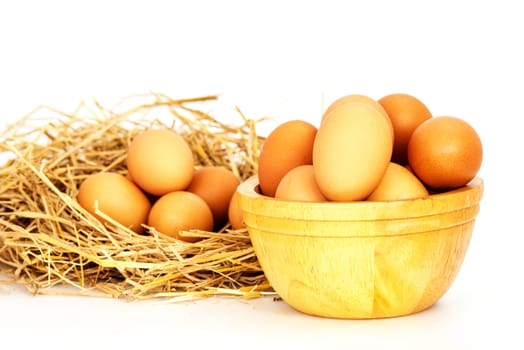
[237,176,484,319]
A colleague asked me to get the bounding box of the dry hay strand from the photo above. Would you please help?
[0,92,274,301]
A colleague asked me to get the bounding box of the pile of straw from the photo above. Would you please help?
[0,93,273,301]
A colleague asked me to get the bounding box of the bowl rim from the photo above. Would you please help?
[237,175,484,221]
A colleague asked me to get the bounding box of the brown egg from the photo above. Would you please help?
[408,116,483,191]
[77,172,151,233]
[378,93,433,165]
[126,129,194,196]
[228,191,246,230]
[147,191,213,242]
[258,120,317,197]
[313,101,393,201]
[186,166,240,230]
[275,165,326,202]
[322,94,392,133]
[367,162,428,201]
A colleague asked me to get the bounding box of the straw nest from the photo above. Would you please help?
[0,93,274,301]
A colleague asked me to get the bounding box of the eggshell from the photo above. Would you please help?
[407,116,483,191]
[258,120,317,197]
[323,94,382,120]
[228,191,246,230]
[186,166,240,230]
[378,93,433,165]
[367,162,429,201]
[77,172,151,233]
[275,165,326,202]
[313,101,393,201]
[322,94,394,142]
[127,129,194,196]
[147,191,213,242]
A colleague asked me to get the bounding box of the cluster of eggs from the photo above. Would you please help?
[258,93,483,202]
[76,92,483,240]
[76,129,245,242]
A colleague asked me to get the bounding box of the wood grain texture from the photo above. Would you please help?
[238,176,483,319]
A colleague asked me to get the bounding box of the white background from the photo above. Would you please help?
[0,1,522,349]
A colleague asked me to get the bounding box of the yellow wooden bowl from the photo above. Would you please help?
[237,176,484,319]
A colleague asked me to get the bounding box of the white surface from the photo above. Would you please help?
[0,281,516,350]
[1,0,523,349]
